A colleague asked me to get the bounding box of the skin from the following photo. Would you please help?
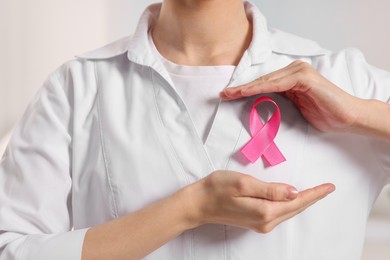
[221,61,390,142]
[151,0,252,66]
[82,1,337,259]
[82,171,334,260]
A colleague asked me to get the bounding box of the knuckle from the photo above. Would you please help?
[297,61,313,74]
[291,60,304,66]
[204,171,219,188]
[256,203,275,223]
[235,176,249,193]
[270,78,283,92]
[266,185,278,201]
[254,223,275,234]
[259,74,272,83]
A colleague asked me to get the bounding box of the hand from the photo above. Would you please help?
[82,170,334,260]
[221,61,362,133]
[187,170,335,233]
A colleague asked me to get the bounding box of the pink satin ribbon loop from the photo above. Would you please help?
[240,96,286,166]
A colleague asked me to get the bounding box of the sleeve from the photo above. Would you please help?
[0,67,88,259]
[345,48,390,103]
[345,48,390,181]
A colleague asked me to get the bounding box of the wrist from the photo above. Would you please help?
[347,97,367,133]
[350,98,390,141]
[171,181,207,230]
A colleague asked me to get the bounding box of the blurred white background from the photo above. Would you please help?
[0,0,389,258]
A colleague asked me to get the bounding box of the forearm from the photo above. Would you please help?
[81,187,196,260]
[352,98,390,141]
[80,170,333,259]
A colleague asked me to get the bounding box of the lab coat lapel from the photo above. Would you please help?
[148,1,275,173]
[201,2,273,170]
[151,69,215,180]
[204,98,247,170]
[119,1,283,178]
[203,51,267,170]
[203,6,274,170]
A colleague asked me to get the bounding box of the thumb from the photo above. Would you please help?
[242,177,299,201]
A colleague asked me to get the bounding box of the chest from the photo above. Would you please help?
[71,59,385,228]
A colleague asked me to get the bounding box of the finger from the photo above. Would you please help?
[235,61,303,91]
[219,91,234,100]
[284,183,335,214]
[272,183,335,222]
[239,176,299,201]
[221,61,303,100]
[257,183,335,233]
[220,87,246,100]
[240,74,300,97]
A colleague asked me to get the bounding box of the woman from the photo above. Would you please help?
[0,0,389,259]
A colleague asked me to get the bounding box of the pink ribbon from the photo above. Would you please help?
[240,96,286,166]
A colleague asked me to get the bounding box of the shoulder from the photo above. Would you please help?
[268,28,330,57]
[268,27,368,62]
[314,47,365,66]
[267,28,373,75]
[46,36,134,86]
[314,47,390,102]
[75,35,132,60]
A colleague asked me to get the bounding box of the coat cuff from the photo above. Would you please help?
[22,228,89,260]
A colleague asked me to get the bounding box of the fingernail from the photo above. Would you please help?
[222,88,241,99]
[327,185,336,194]
[224,89,233,95]
[287,187,299,199]
[219,91,227,97]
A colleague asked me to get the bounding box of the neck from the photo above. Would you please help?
[152,0,252,66]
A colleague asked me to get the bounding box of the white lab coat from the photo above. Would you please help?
[0,2,389,259]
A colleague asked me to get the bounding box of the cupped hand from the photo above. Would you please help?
[187,170,335,233]
[221,61,363,133]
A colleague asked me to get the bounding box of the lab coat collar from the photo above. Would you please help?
[77,2,329,63]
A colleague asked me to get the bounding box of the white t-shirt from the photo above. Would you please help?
[1,2,390,260]
[148,31,235,143]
